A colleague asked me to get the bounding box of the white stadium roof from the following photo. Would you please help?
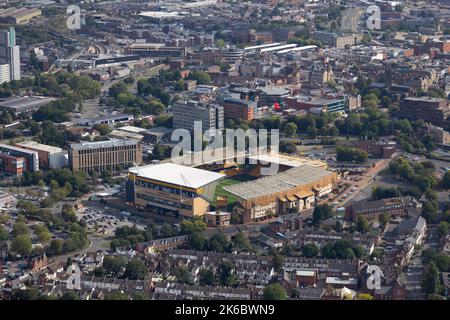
[129,163,225,189]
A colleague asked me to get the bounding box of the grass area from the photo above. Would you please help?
[212,175,256,208]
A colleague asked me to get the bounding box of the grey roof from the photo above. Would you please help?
[223,165,334,200]
[69,139,139,151]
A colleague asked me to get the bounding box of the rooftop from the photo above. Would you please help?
[15,141,63,154]
[69,139,140,151]
[223,165,334,200]
[129,163,225,189]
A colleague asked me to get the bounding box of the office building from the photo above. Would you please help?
[15,141,68,169]
[68,139,142,172]
[0,27,21,81]
[172,100,224,135]
[126,163,225,218]
[399,97,450,128]
[0,143,39,176]
[222,98,256,121]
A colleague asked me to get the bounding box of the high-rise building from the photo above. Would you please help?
[172,100,224,135]
[0,27,21,81]
[0,63,9,84]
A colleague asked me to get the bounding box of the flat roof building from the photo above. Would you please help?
[69,139,142,172]
[15,141,68,169]
[126,163,225,218]
[0,96,56,114]
[0,143,39,176]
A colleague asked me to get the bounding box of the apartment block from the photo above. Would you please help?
[222,98,256,121]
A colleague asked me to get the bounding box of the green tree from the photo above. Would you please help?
[11,234,32,256]
[218,261,236,286]
[60,291,80,300]
[263,283,287,300]
[208,232,230,252]
[174,265,193,284]
[48,239,63,255]
[123,258,147,280]
[423,262,441,295]
[12,220,29,236]
[103,256,127,277]
[0,225,7,241]
[302,243,319,258]
[199,268,216,286]
[379,212,390,226]
[284,122,297,137]
[104,291,129,300]
[356,214,370,233]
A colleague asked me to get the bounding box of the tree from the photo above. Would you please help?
[208,232,230,252]
[37,230,52,244]
[423,262,441,295]
[188,232,207,250]
[437,221,450,240]
[231,232,251,251]
[284,122,297,137]
[48,239,63,255]
[93,124,112,136]
[104,291,129,300]
[60,291,80,300]
[12,220,29,237]
[356,214,370,233]
[218,261,236,286]
[123,258,147,280]
[12,288,40,300]
[103,256,127,277]
[199,268,216,286]
[11,234,32,256]
[270,248,284,272]
[181,219,206,234]
[263,283,287,300]
[379,212,390,226]
[442,171,450,189]
[0,225,7,241]
[215,39,225,48]
[174,265,193,284]
[302,243,319,258]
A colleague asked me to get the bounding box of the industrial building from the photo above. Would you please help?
[0,143,39,176]
[224,165,339,223]
[0,7,41,24]
[125,163,225,218]
[15,141,68,169]
[0,96,56,114]
[68,139,143,172]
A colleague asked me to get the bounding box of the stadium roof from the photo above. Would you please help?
[223,165,334,200]
[129,163,225,189]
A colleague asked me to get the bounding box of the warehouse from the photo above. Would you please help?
[126,163,225,218]
[224,165,339,223]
